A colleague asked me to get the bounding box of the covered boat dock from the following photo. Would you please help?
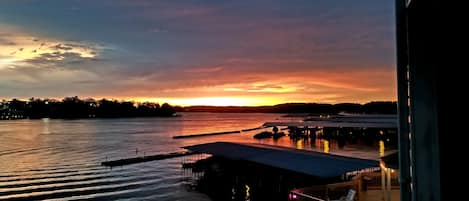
[263,121,397,129]
[184,142,379,178]
[262,120,397,140]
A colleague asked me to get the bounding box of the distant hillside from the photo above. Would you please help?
[175,101,397,114]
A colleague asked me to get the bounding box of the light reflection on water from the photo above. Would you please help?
[0,112,391,200]
[323,140,330,153]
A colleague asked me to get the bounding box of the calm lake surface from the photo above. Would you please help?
[0,113,391,200]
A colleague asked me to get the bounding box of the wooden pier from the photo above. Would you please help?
[172,126,265,139]
[173,130,241,139]
[101,151,197,167]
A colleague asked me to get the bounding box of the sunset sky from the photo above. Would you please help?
[0,0,396,106]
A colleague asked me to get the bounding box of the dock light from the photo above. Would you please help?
[289,193,298,200]
[245,185,250,199]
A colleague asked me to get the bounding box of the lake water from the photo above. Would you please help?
[0,113,390,200]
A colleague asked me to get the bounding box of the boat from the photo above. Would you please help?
[253,131,273,139]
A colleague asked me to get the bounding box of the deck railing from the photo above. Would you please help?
[289,171,400,201]
[357,172,400,190]
[290,180,358,201]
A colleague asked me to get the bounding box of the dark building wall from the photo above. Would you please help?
[397,0,459,201]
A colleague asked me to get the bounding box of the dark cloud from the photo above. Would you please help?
[23,52,96,67]
[52,44,73,51]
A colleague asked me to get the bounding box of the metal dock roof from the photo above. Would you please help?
[184,142,379,178]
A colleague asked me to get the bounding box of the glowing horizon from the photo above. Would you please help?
[1,95,395,107]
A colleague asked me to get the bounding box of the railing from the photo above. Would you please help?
[289,171,400,201]
[356,172,399,190]
[290,180,358,201]
[289,191,326,201]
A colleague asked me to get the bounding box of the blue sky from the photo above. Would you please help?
[0,0,396,105]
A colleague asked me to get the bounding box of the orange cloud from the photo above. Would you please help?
[105,63,396,105]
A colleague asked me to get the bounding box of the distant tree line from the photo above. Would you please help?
[0,96,176,120]
[176,101,397,114]
[1,98,396,120]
